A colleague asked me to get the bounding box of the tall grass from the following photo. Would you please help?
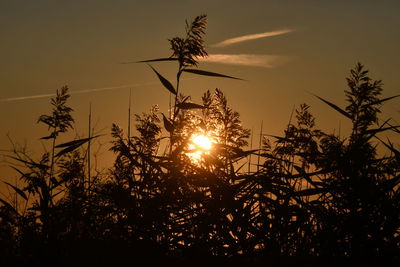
[0,15,399,266]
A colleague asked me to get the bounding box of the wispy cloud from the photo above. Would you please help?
[201,54,290,68]
[212,29,294,47]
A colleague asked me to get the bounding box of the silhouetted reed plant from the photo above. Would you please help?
[1,15,399,266]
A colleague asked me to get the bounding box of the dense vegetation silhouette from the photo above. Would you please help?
[1,15,399,267]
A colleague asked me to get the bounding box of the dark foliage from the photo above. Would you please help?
[1,15,399,267]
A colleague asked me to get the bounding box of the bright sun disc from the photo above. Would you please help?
[187,134,214,162]
[192,135,212,150]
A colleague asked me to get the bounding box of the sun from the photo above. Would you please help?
[187,134,214,161]
[192,135,212,150]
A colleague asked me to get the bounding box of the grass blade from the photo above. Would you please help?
[55,143,84,157]
[55,135,101,148]
[123,57,178,64]
[183,69,243,80]
[4,181,28,201]
[55,135,102,157]
[40,133,56,140]
[312,94,352,119]
[8,156,49,170]
[387,121,400,134]
[370,94,400,105]
[149,65,177,95]
[0,198,19,215]
[366,126,400,138]
[376,137,400,158]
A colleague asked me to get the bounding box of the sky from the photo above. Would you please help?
[1,0,400,181]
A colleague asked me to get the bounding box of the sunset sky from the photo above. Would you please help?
[1,0,399,179]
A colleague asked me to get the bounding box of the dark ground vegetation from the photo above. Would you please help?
[1,15,399,267]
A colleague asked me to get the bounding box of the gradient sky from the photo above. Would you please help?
[1,0,399,181]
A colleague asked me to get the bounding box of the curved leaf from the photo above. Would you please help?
[182,69,243,80]
[122,57,178,64]
[387,122,400,134]
[267,134,292,143]
[162,113,174,133]
[55,135,101,148]
[370,94,400,106]
[55,135,102,157]
[234,149,259,158]
[149,65,176,95]
[55,143,84,157]
[8,156,49,170]
[40,133,56,140]
[365,126,400,140]
[376,137,400,158]
[10,166,29,177]
[312,94,352,119]
[4,181,28,201]
[0,198,18,214]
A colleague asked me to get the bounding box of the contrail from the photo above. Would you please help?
[0,81,167,103]
[201,54,290,68]
[0,92,57,103]
[212,29,294,47]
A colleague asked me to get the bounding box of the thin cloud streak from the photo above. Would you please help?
[201,54,290,68]
[212,29,294,47]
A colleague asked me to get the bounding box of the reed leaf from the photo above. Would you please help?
[0,197,18,215]
[365,126,400,141]
[267,134,292,143]
[55,135,101,148]
[4,181,28,201]
[8,156,49,170]
[387,121,400,134]
[162,113,174,132]
[9,166,30,178]
[182,69,243,80]
[149,65,177,95]
[370,94,400,105]
[312,94,352,119]
[55,143,83,157]
[376,137,400,158]
[135,57,179,63]
[40,133,56,140]
[55,135,102,157]
[233,149,259,159]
